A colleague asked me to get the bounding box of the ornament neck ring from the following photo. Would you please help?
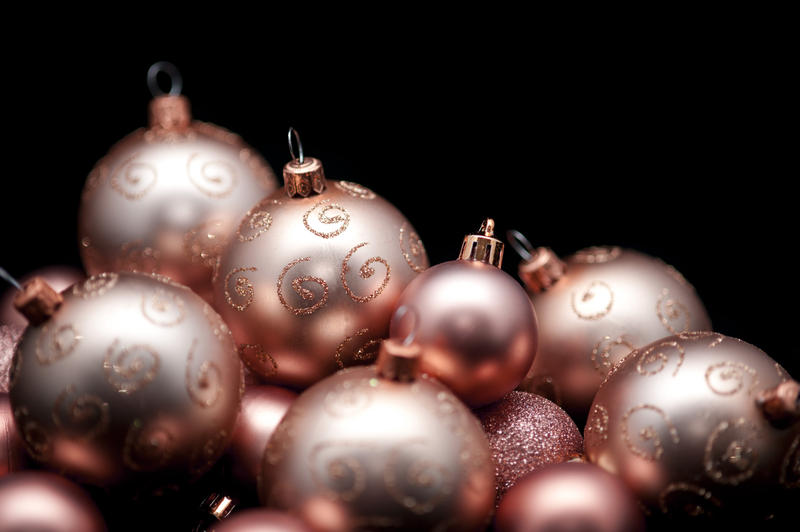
[288,127,305,164]
[147,61,183,96]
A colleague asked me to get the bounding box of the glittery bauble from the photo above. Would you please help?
[495,462,645,532]
[9,272,243,489]
[518,247,711,424]
[0,324,22,393]
[1,393,27,476]
[390,260,538,407]
[584,332,799,521]
[214,180,428,388]
[1,266,85,328]
[476,391,583,503]
[78,93,277,302]
[228,385,297,490]
[259,366,494,531]
[0,471,106,531]
[211,509,311,532]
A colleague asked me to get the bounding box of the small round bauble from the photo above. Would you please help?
[227,385,297,490]
[259,339,494,531]
[390,220,537,407]
[476,391,583,503]
[214,146,428,388]
[514,241,711,424]
[1,265,84,328]
[1,393,26,476]
[0,471,106,531]
[78,64,277,302]
[211,509,311,532]
[495,462,645,532]
[9,272,243,489]
[584,331,800,521]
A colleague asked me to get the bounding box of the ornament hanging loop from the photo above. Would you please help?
[288,127,305,164]
[392,305,419,346]
[0,266,21,291]
[147,61,183,97]
[507,229,535,262]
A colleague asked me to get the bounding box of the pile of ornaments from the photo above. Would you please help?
[1,63,797,532]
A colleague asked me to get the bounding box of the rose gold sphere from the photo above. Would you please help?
[227,385,297,490]
[519,247,711,425]
[9,272,243,489]
[476,391,583,503]
[213,181,427,389]
[495,462,645,532]
[0,471,106,531]
[259,366,495,531]
[390,260,538,407]
[78,94,277,303]
[0,266,84,328]
[212,509,312,532]
[585,332,800,521]
[1,393,26,476]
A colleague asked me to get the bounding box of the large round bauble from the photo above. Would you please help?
[584,331,799,521]
[259,366,494,531]
[9,272,243,489]
[519,247,710,424]
[78,103,277,302]
[495,462,645,532]
[214,182,428,388]
[0,471,106,531]
[390,260,537,407]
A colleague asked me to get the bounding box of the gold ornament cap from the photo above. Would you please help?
[507,230,566,293]
[283,127,327,198]
[148,94,191,131]
[376,338,421,382]
[756,380,800,428]
[459,218,504,268]
[13,277,63,326]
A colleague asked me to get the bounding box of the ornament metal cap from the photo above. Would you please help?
[459,218,504,267]
[376,338,422,382]
[148,95,192,131]
[507,230,566,294]
[283,128,326,198]
[756,380,800,428]
[198,492,237,522]
[13,277,63,326]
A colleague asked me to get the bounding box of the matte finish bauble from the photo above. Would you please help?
[585,332,799,521]
[9,272,243,489]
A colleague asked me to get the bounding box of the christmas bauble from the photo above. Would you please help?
[227,385,297,490]
[495,462,645,532]
[0,471,106,531]
[1,265,84,328]
[259,338,494,531]
[0,324,22,393]
[211,509,311,532]
[390,220,537,407]
[513,240,710,424]
[213,138,427,388]
[584,332,800,521]
[476,391,583,503]
[78,63,277,302]
[1,393,26,476]
[8,272,243,489]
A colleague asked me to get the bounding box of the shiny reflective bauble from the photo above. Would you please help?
[0,471,106,531]
[211,509,311,532]
[391,260,537,407]
[79,101,277,302]
[214,182,427,388]
[495,462,645,532]
[476,391,583,503]
[9,272,243,488]
[585,332,799,521]
[519,247,710,424]
[1,393,26,476]
[227,385,296,490]
[0,266,85,328]
[259,366,494,531]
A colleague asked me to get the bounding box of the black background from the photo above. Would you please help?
[0,30,795,530]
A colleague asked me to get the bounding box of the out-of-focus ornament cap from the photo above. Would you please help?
[459,218,504,267]
[756,379,800,429]
[283,128,326,198]
[376,338,421,382]
[146,61,191,131]
[508,229,566,294]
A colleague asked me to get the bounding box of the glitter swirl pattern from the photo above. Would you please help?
[571,280,613,320]
[185,339,222,408]
[656,288,690,335]
[35,323,80,365]
[572,246,621,263]
[658,482,722,517]
[238,343,278,377]
[323,377,374,418]
[224,267,257,312]
[52,385,110,440]
[123,421,175,472]
[586,403,610,441]
[621,404,680,461]
[399,223,428,273]
[703,418,759,485]
[677,331,724,348]
[110,154,157,200]
[72,273,119,299]
[141,289,186,326]
[334,181,376,199]
[341,242,391,303]
[277,257,329,316]
[334,328,381,369]
[303,199,350,238]
[591,336,635,374]
[186,153,238,198]
[704,362,759,396]
[636,340,685,377]
[237,207,273,242]
[310,441,369,502]
[103,340,161,394]
[384,439,454,514]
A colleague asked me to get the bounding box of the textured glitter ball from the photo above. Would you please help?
[476,391,583,503]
